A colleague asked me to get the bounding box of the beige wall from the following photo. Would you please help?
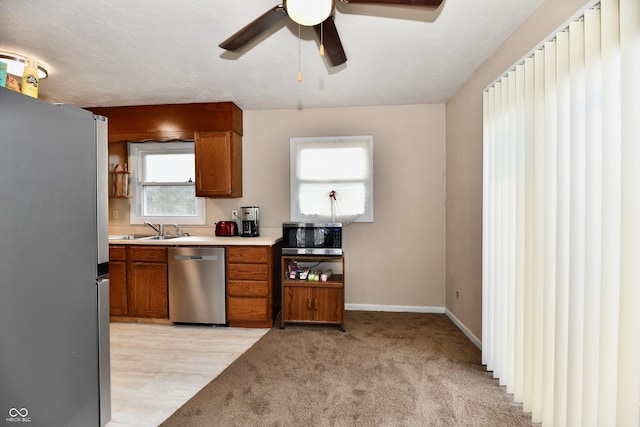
[445,0,593,340]
[111,104,447,309]
[242,105,447,308]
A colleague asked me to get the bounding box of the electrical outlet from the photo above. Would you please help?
[112,209,119,220]
[231,209,239,220]
[455,291,460,299]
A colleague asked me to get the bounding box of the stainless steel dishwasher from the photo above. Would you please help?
[168,247,226,325]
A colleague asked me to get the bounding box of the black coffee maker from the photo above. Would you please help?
[240,206,259,237]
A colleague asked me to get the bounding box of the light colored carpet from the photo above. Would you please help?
[161,311,534,426]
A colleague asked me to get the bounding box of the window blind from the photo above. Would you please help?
[482,0,639,424]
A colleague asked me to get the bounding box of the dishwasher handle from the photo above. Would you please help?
[173,255,219,261]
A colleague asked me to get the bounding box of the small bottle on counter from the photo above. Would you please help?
[21,58,39,98]
[0,61,7,88]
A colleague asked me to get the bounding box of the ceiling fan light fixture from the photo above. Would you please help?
[285,0,334,26]
[0,52,49,79]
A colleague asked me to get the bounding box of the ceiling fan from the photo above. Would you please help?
[219,0,444,67]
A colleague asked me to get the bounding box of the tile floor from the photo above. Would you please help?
[106,322,268,427]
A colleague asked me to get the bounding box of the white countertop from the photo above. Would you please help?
[109,233,281,246]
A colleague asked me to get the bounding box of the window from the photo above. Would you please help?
[128,142,206,225]
[290,135,374,223]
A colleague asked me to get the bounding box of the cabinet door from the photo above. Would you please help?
[108,260,128,316]
[128,262,168,318]
[129,246,167,262]
[195,131,242,198]
[228,280,269,297]
[227,263,268,281]
[314,287,344,324]
[227,297,269,322]
[228,246,268,263]
[282,286,314,322]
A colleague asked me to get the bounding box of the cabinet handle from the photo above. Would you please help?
[307,299,312,310]
[314,299,318,310]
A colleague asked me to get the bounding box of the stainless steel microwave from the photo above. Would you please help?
[282,222,342,255]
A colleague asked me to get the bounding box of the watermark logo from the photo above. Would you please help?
[6,407,31,423]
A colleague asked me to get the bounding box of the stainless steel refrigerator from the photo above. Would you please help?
[0,87,111,427]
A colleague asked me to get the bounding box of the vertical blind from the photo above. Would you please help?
[482,0,639,425]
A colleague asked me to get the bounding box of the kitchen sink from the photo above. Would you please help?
[108,234,180,240]
[137,235,180,240]
[109,234,153,240]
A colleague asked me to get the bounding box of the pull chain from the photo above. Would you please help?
[320,3,325,57]
[297,24,302,82]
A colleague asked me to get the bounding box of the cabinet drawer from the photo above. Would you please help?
[228,263,268,280]
[129,246,167,262]
[109,245,127,261]
[228,280,268,297]
[227,297,268,321]
[228,246,268,264]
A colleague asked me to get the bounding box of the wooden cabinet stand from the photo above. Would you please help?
[280,255,345,331]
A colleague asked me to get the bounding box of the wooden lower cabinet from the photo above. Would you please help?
[282,285,343,325]
[109,242,280,324]
[108,245,168,319]
[281,255,345,329]
[108,246,128,316]
[128,246,168,318]
[226,243,281,328]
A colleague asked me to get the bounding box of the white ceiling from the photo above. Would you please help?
[0,0,545,110]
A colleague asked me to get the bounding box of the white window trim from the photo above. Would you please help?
[290,135,374,223]
[128,141,206,225]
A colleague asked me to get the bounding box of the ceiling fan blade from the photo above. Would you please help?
[339,0,443,7]
[219,5,288,51]
[313,16,347,67]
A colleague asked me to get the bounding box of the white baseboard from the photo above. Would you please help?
[345,304,482,350]
[444,309,482,350]
[345,304,445,314]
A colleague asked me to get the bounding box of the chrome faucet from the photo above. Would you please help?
[144,221,163,236]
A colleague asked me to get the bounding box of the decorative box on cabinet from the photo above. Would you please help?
[280,255,345,331]
[226,244,281,328]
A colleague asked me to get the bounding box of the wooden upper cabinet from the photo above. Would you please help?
[88,102,243,142]
[87,102,244,199]
[195,130,242,198]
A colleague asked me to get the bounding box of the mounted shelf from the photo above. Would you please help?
[111,164,131,199]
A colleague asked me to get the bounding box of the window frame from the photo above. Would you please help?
[290,135,374,223]
[128,141,206,225]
